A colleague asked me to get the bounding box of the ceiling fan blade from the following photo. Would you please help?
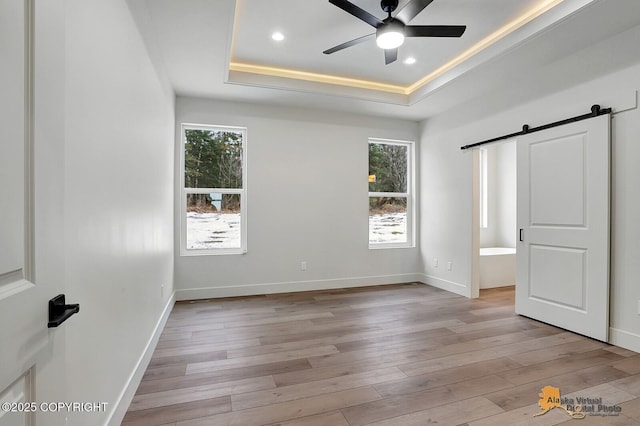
[405,25,466,37]
[323,33,375,55]
[395,0,435,24]
[329,0,384,27]
[384,48,398,65]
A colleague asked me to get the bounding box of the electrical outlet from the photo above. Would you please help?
[447,262,453,271]
[301,261,307,271]
[433,258,438,268]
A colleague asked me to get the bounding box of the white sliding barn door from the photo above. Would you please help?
[0,1,67,425]
[516,114,610,342]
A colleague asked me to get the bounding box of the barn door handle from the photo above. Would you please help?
[48,294,80,328]
[519,229,524,242]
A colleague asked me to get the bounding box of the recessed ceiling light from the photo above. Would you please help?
[404,57,416,65]
[271,32,285,41]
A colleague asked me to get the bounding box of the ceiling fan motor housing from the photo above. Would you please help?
[381,0,399,14]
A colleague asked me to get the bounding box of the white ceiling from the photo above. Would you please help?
[132,0,640,121]
[232,0,541,85]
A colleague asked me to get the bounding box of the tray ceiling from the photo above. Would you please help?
[132,0,640,119]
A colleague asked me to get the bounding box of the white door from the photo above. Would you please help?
[515,114,610,341]
[0,1,67,425]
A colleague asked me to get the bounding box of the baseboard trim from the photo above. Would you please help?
[609,327,640,353]
[480,282,515,290]
[418,274,468,297]
[106,292,176,426]
[175,274,423,301]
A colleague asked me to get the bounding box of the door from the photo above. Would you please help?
[515,114,610,342]
[0,1,67,425]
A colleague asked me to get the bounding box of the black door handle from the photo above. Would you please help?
[48,294,80,328]
[519,229,524,242]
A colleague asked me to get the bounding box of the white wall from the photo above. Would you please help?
[175,97,420,299]
[479,145,498,248]
[480,143,516,248]
[419,62,640,351]
[63,0,175,424]
[495,142,517,248]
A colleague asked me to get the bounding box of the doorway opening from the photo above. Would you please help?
[472,140,517,299]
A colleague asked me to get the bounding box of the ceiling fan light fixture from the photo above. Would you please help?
[376,31,404,49]
[376,21,405,49]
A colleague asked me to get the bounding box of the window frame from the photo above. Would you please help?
[368,138,415,249]
[180,123,248,256]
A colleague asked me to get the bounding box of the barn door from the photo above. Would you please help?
[515,114,610,341]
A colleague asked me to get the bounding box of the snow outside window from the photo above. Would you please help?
[368,139,414,248]
[181,124,247,256]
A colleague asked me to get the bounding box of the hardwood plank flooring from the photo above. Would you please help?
[124,283,639,425]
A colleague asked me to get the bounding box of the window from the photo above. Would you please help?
[181,124,247,255]
[479,148,488,229]
[368,139,414,248]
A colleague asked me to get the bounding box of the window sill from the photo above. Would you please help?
[180,248,247,257]
[368,244,415,250]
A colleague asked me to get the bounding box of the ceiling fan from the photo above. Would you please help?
[323,0,466,65]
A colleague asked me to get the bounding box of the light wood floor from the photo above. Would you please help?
[123,283,640,425]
